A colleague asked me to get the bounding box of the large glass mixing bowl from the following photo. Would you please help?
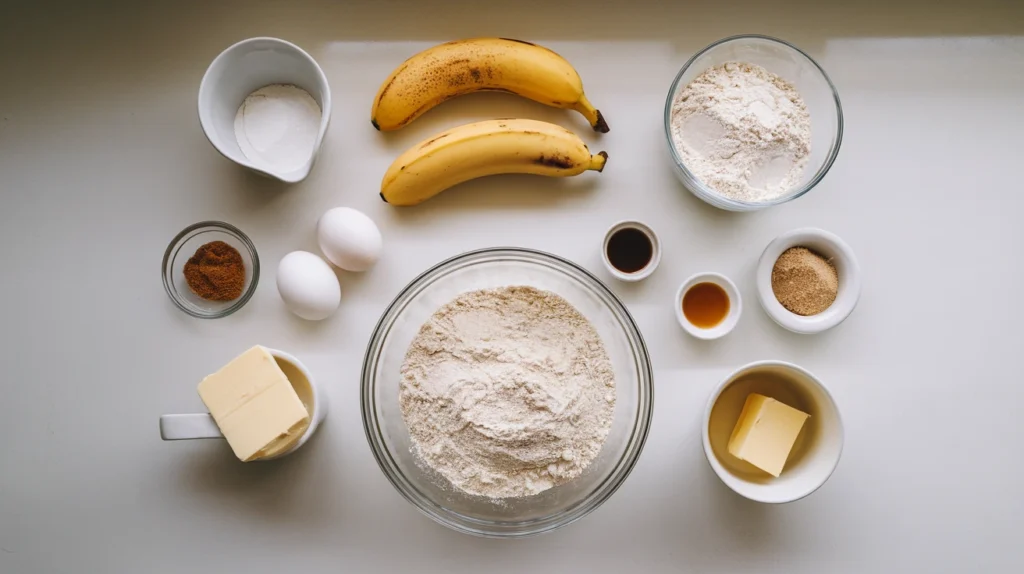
[361,248,654,537]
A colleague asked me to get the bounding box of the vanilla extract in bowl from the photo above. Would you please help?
[607,228,652,273]
[602,221,661,282]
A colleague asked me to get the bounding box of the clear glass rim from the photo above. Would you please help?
[360,247,655,538]
[161,220,260,319]
[662,34,845,209]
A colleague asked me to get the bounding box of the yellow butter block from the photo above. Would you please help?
[198,346,309,461]
[728,393,810,477]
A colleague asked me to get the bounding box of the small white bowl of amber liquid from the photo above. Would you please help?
[702,361,844,503]
[675,272,741,340]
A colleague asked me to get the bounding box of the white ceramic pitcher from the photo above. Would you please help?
[198,37,332,183]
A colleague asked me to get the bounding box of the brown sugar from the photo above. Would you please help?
[771,247,838,316]
[184,241,245,301]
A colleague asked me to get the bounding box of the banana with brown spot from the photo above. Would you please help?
[371,38,609,133]
[380,119,608,206]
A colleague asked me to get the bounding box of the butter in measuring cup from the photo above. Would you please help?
[197,345,309,461]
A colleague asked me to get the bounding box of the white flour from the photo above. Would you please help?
[399,286,616,499]
[670,62,811,202]
[234,84,320,173]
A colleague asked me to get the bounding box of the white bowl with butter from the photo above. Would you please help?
[702,360,843,503]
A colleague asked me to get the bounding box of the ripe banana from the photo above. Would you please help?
[380,119,607,206]
[371,38,609,133]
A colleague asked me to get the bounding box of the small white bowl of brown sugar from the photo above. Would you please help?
[756,228,860,334]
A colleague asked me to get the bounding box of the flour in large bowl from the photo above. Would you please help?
[399,286,616,499]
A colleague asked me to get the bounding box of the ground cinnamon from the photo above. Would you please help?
[184,241,245,301]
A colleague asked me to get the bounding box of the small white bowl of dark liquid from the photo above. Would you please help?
[602,221,661,282]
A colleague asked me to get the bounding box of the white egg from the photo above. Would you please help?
[317,207,382,272]
[276,251,340,321]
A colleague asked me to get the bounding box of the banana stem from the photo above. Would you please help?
[589,151,608,172]
[575,95,610,133]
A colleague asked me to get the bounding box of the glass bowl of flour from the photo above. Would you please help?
[664,35,843,211]
[361,248,654,537]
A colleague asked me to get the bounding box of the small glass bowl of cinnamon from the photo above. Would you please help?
[162,221,259,319]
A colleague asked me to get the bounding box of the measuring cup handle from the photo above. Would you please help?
[159,414,223,440]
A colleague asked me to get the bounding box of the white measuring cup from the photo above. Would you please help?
[159,348,328,461]
[198,37,332,183]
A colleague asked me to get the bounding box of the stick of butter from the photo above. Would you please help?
[727,393,810,477]
[198,346,309,461]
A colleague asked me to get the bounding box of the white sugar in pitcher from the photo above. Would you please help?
[198,37,332,183]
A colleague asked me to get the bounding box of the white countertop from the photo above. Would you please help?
[2,1,1023,572]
